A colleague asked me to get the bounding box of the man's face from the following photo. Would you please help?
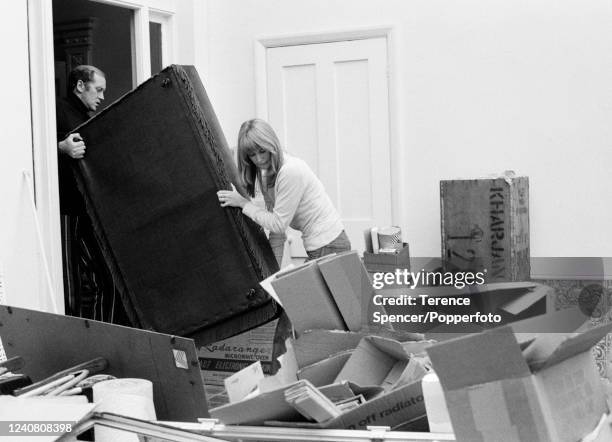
[76,73,106,112]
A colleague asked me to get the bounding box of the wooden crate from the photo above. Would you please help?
[440,175,529,281]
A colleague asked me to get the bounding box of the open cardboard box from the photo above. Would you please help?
[363,243,411,273]
[210,334,433,431]
[426,318,612,442]
[210,379,382,426]
[290,335,433,430]
[284,336,432,431]
[292,329,426,368]
[270,251,391,334]
[333,336,431,392]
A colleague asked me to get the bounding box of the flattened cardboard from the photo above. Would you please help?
[0,305,207,421]
[224,361,264,403]
[271,261,346,333]
[210,381,304,425]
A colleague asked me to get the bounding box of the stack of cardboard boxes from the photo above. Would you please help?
[209,250,436,430]
[198,175,612,440]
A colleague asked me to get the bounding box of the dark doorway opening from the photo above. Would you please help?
[52,0,133,110]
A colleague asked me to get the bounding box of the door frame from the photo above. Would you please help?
[28,0,176,313]
[254,25,403,231]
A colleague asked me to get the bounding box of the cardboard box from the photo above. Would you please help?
[317,252,371,330]
[297,351,353,387]
[198,320,278,381]
[292,335,433,430]
[271,251,392,333]
[440,175,529,282]
[210,380,306,424]
[267,380,428,431]
[198,320,278,407]
[318,251,391,330]
[364,243,411,273]
[211,377,427,431]
[210,379,382,426]
[334,336,432,392]
[426,322,612,442]
[271,261,347,333]
[211,334,433,431]
[292,329,426,368]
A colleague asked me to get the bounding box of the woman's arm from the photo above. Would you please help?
[242,164,304,233]
[217,184,250,208]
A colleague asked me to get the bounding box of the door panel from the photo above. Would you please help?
[266,37,392,256]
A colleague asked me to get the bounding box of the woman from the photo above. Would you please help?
[217,119,351,262]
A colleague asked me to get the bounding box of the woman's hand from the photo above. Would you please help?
[217,184,249,208]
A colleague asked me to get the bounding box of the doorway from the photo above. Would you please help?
[52,0,134,108]
[263,36,393,259]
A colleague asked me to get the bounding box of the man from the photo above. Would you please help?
[56,65,125,324]
[57,65,105,212]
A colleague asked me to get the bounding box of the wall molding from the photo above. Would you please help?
[27,0,65,312]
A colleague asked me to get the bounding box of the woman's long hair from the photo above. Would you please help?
[236,119,284,197]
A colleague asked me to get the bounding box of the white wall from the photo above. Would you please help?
[0,2,47,310]
[203,0,612,257]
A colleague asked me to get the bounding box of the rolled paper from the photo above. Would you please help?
[93,378,156,442]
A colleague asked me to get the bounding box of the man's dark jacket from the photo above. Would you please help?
[56,92,91,215]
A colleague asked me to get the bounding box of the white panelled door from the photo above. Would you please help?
[266,37,392,256]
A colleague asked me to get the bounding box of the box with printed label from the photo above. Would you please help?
[210,334,433,430]
[290,335,434,430]
[440,175,529,282]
